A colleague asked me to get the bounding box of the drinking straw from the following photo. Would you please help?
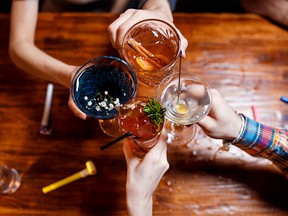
[100,132,133,150]
[280,96,288,104]
[251,105,259,121]
[39,83,53,135]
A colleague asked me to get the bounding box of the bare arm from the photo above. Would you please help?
[110,0,131,13]
[9,0,86,119]
[9,0,75,88]
[140,0,174,20]
[124,132,169,216]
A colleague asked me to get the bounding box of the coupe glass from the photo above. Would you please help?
[156,73,212,145]
[70,56,137,137]
[122,19,180,86]
[117,96,165,158]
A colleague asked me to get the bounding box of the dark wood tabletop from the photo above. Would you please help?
[0,12,288,216]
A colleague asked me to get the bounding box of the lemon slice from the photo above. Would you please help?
[175,103,188,114]
[136,57,155,70]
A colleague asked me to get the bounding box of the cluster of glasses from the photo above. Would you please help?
[70,19,212,158]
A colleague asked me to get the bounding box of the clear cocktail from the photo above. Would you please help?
[156,73,212,145]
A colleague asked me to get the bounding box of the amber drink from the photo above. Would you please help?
[122,19,180,86]
[118,97,165,158]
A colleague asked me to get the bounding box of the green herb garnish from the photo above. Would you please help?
[144,98,166,129]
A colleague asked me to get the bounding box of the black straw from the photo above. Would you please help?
[100,132,133,150]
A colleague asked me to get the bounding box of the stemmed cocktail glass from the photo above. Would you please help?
[70,56,137,137]
[156,72,212,146]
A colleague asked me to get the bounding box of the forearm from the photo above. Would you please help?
[139,0,174,21]
[110,0,130,13]
[9,41,73,88]
[126,189,153,216]
[9,0,74,88]
[233,116,288,175]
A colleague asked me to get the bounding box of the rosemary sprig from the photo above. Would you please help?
[144,98,166,129]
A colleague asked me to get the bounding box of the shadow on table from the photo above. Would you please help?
[167,144,288,211]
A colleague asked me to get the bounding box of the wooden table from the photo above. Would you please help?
[0,12,288,216]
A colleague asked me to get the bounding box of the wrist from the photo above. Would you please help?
[140,0,173,21]
[223,114,246,145]
[61,65,77,89]
[126,190,153,216]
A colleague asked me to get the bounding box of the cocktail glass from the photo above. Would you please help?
[70,56,137,137]
[122,19,180,86]
[156,73,212,146]
[0,165,21,194]
[117,96,165,158]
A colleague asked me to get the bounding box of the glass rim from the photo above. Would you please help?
[70,55,138,119]
[71,55,136,85]
[156,72,213,124]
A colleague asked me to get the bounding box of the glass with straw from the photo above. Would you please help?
[101,96,166,159]
[156,71,212,146]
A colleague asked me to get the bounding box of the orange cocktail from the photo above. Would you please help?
[118,97,165,158]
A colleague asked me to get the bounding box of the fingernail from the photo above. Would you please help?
[79,114,86,120]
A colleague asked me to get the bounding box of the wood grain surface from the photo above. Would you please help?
[0,13,288,215]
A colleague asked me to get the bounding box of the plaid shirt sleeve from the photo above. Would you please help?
[233,115,288,176]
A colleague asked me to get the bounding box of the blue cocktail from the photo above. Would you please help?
[70,56,137,136]
[71,56,137,119]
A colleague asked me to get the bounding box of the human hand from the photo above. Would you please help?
[197,89,242,141]
[67,66,87,120]
[123,131,169,216]
[108,9,188,58]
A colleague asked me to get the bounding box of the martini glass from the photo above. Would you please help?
[156,73,212,146]
[70,56,137,137]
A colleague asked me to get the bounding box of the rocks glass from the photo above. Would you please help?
[122,19,180,86]
[0,165,21,194]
